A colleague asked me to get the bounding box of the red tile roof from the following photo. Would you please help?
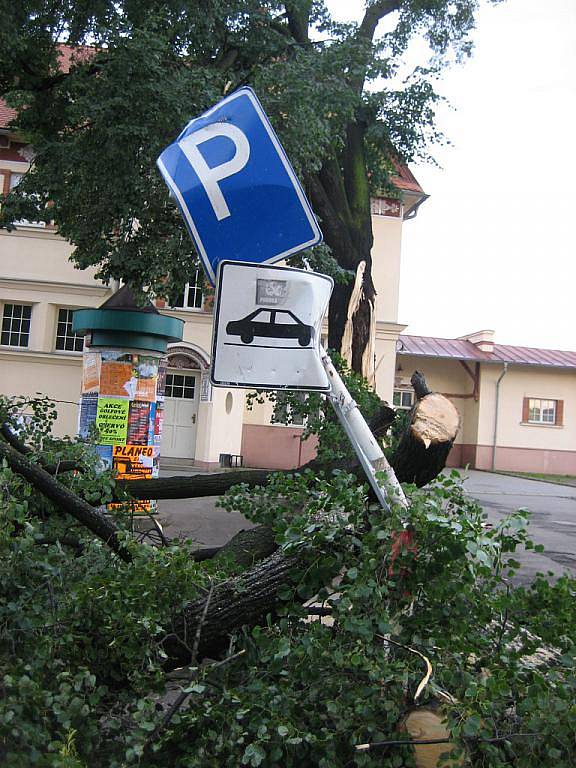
[390,157,425,195]
[398,334,576,369]
[1,44,95,129]
[0,101,17,130]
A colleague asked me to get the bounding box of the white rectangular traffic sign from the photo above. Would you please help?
[157,87,323,285]
[211,262,333,391]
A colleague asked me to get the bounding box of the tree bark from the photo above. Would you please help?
[162,548,304,668]
[391,372,461,487]
[0,440,131,562]
[115,468,272,501]
[1,423,84,474]
[304,2,401,373]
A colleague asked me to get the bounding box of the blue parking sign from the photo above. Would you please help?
[157,87,323,285]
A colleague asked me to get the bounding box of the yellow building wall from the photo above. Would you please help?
[1,229,112,438]
[371,214,402,324]
[477,365,575,451]
[395,354,576,473]
[0,351,83,436]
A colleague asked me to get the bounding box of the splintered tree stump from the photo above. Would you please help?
[391,372,460,487]
[402,707,464,768]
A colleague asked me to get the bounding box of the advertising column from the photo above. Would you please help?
[73,287,183,514]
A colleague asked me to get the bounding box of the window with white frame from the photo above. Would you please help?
[55,308,84,352]
[171,269,203,310]
[1,303,32,347]
[393,389,414,410]
[165,373,196,399]
[528,398,556,424]
[6,171,46,228]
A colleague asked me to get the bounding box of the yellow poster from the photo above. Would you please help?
[112,444,154,480]
[96,398,129,444]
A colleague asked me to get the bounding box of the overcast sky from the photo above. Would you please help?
[329,0,576,351]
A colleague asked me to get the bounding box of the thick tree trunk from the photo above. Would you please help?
[307,120,375,375]
[115,468,272,501]
[391,372,461,487]
[163,548,303,667]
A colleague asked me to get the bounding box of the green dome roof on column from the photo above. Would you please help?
[72,286,184,353]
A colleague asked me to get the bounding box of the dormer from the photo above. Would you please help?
[459,329,495,353]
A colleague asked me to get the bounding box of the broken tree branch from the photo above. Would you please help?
[1,422,85,474]
[0,440,131,562]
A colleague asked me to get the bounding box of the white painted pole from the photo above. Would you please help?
[320,346,408,512]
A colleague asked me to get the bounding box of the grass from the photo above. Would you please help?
[499,471,576,487]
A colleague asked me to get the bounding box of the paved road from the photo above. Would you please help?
[460,470,576,584]
[158,493,252,548]
[155,468,576,584]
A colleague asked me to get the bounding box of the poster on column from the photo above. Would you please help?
[127,401,151,445]
[96,398,129,444]
[99,353,135,398]
[78,349,167,513]
[112,445,155,480]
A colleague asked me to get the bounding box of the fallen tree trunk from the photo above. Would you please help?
[391,372,460,487]
[1,422,84,475]
[115,468,273,501]
[0,439,131,563]
[163,547,301,667]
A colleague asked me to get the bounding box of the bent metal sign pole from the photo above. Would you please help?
[210,260,406,511]
[320,346,408,512]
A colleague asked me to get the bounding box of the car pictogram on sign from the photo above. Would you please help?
[226,309,313,346]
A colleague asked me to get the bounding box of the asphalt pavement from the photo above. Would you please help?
[460,469,576,584]
[156,468,576,584]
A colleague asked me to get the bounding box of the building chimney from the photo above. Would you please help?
[459,329,495,353]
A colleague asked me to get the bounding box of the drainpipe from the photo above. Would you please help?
[492,363,508,471]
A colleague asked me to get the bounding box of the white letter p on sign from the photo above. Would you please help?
[179,124,250,221]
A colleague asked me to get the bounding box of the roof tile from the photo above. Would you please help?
[398,334,576,369]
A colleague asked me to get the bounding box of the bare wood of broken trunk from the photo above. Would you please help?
[391,371,461,487]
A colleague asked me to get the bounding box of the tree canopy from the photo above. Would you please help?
[0,0,501,366]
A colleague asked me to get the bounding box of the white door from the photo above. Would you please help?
[162,371,199,459]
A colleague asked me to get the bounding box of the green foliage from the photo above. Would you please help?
[247,351,384,464]
[0,1,503,298]
[1,399,574,766]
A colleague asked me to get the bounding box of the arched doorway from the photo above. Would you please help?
[162,345,210,462]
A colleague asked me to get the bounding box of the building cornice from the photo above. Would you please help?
[0,276,110,297]
[163,308,214,325]
[0,225,61,240]
[0,348,84,366]
[375,321,408,340]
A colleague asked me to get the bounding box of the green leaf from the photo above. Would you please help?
[242,743,266,767]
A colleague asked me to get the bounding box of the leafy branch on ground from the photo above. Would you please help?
[0,394,574,766]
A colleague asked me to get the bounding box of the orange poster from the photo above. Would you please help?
[99,360,135,398]
[82,353,100,393]
[135,376,157,402]
[112,444,154,480]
